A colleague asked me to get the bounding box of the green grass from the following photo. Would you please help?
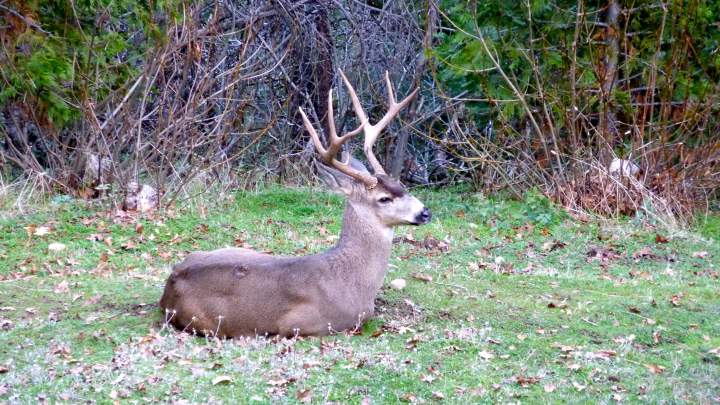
[1,187,718,403]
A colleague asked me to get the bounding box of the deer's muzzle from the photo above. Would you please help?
[413,207,432,225]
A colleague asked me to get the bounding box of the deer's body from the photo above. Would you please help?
[160,70,430,337]
[160,202,395,337]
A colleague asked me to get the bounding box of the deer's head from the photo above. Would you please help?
[299,70,431,228]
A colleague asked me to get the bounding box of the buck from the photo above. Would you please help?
[159,71,431,337]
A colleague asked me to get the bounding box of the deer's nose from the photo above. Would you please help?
[415,207,432,224]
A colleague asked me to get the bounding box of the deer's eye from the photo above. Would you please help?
[378,197,393,204]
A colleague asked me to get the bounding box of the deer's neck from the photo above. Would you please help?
[330,202,393,290]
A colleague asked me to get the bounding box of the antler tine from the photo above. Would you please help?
[338,69,418,176]
[338,69,369,126]
[374,70,419,136]
[299,93,377,188]
[338,69,385,175]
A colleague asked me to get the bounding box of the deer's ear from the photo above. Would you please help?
[316,162,356,195]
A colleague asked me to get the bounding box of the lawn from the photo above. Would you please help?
[0,187,718,404]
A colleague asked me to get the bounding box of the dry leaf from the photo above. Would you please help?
[568,363,581,371]
[478,351,495,360]
[48,242,66,252]
[652,330,662,344]
[296,389,312,403]
[411,272,433,283]
[547,301,568,309]
[54,280,70,294]
[592,349,617,360]
[692,251,709,259]
[542,240,566,252]
[212,375,233,385]
[632,246,656,260]
[543,384,556,393]
[644,364,665,374]
[420,374,435,383]
[515,375,540,387]
[670,293,683,307]
[34,226,51,236]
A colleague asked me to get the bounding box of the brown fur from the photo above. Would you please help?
[159,177,429,338]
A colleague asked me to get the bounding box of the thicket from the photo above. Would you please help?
[434,0,720,220]
[1,1,718,221]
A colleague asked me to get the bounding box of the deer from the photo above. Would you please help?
[159,70,431,338]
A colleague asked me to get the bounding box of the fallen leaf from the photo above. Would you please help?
[478,351,495,360]
[420,374,435,383]
[591,349,617,360]
[568,363,581,371]
[692,251,709,259]
[34,226,51,236]
[547,301,568,309]
[296,389,312,403]
[614,334,636,344]
[654,234,669,243]
[411,272,433,283]
[432,391,445,400]
[543,384,556,393]
[401,393,417,402]
[586,246,621,263]
[54,280,70,294]
[652,330,661,344]
[632,246,657,260]
[644,364,665,374]
[542,240,566,252]
[48,242,66,252]
[572,381,586,391]
[515,375,540,387]
[670,293,683,307]
[212,375,233,385]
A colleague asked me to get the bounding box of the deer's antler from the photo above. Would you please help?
[299,69,418,188]
[339,70,418,176]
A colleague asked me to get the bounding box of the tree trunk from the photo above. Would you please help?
[389,1,437,179]
[599,0,620,161]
